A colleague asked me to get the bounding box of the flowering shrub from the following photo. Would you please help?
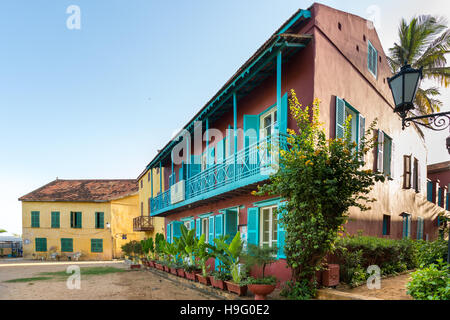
[407,259,450,300]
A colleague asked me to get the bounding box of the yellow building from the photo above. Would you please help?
[135,167,166,238]
[19,179,154,260]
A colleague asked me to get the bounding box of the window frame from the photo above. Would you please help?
[382,133,393,177]
[61,238,73,252]
[31,211,40,228]
[382,215,391,236]
[259,205,278,249]
[95,212,104,229]
[51,211,60,228]
[403,155,412,189]
[367,40,378,78]
[91,239,103,253]
[35,238,47,252]
[70,211,82,229]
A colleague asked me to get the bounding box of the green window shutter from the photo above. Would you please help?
[96,212,104,229]
[215,214,223,239]
[335,97,345,139]
[76,212,82,228]
[383,134,392,176]
[208,216,215,244]
[35,238,47,252]
[61,238,73,252]
[31,211,40,228]
[247,207,260,246]
[279,92,288,134]
[51,212,60,228]
[196,218,201,239]
[358,114,365,159]
[70,211,74,228]
[277,202,287,259]
[417,217,424,240]
[376,130,384,172]
[243,115,259,149]
[91,239,103,253]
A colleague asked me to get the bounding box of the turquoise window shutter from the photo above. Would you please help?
[216,138,225,164]
[358,114,365,158]
[196,218,201,238]
[247,207,260,246]
[427,181,433,201]
[215,214,223,238]
[76,212,82,228]
[279,92,288,134]
[172,221,183,240]
[227,125,234,157]
[335,97,345,139]
[376,130,384,172]
[189,218,195,231]
[224,209,238,243]
[208,216,215,244]
[207,147,215,168]
[277,202,287,259]
[243,115,259,149]
[190,155,201,178]
[167,223,172,243]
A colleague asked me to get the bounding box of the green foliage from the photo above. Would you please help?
[414,239,448,267]
[0,229,6,233]
[121,240,143,264]
[242,244,277,279]
[179,224,198,267]
[407,259,450,300]
[196,234,216,276]
[213,232,244,284]
[243,276,277,286]
[141,238,155,260]
[255,90,384,283]
[210,270,232,281]
[280,279,317,300]
[154,233,165,260]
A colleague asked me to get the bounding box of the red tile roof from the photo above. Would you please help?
[19,179,138,202]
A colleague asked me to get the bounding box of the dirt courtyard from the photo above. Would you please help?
[0,259,218,300]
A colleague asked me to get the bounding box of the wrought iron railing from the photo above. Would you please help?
[150,133,287,214]
[133,216,154,232]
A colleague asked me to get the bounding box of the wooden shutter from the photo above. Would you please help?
[224,209,238,244]
[390,140,395,178]
[76,212,82,228]
[403,156,412,189]
[97,212,104,229]
[215,214,223,239]
[247,207,260,246]
[417,217,424,240]
[279,92,288,134]
[208,216,215,244]
[31,211,40,228]
[196,218,201,239]
[358,114,366,160]
[172,221,182,240]
[243,115,259,149]
[277,202,287,259]
[376,130,384,172]
[335,97,345,139]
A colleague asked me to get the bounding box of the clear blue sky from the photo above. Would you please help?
[1,0,449,234]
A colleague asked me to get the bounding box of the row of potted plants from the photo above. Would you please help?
[121,225,279,300]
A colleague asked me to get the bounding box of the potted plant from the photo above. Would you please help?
[121,240,142,269]
[214,232,247,296]
[178,224,201,280]
[195,234,215,285]
[242,244,278,300]
[154,234,165,270]
[209,270,231,290]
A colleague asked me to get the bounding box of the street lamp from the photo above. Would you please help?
[389,62,450,263]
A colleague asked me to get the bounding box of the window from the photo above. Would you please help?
[438,187,443,207]
[201,218,209,243]
[382,215,391,235]
[95,212,104,229]
[403,155,412,188]
[376,130,393,177]
[335,98,365,149]
[368,41,378,77]
[31,211,40,228]
[412,158,420,192]
[417,217,424,240]
[427,180,433,201]
[382,134,392,176]
[259,205,278,249]
[61,238,73,252]
[184,220,191,231]
[70,212,82,228]
[402,214,411,239]
[91,239,103,253]
[35,238,47,252]
[259,107,277,140]
[141,202,143,215]
[51,211,60,228]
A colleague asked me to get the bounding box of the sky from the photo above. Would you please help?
[0,0,449,235]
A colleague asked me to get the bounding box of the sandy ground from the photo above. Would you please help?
[0,259,217,300]
[337,273,413,300]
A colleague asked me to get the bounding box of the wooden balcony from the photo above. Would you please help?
[133,216,154,232]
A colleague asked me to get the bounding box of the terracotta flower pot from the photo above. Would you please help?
[177,268,185,278]
[224,281,247,296]
[130,264,141,270]
[163,265,170,272]
[185,271,197,281]
[148,260,155,268]
[248,284,276,300]
[210,276,227,290]
[155,263,163,271]
[196,274,211,286]
[170,267,178,275]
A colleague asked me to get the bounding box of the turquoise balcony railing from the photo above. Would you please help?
[150,133,287,215]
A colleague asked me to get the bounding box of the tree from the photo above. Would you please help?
[254,90,385,287]
[0,229,6,233]
[388,15,450,115]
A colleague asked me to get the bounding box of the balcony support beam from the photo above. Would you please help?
[233,92,238,181]
[159,161,162,193]
[276,49,282,130]
[151,168,153,198]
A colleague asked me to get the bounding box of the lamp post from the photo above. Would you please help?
[388,62,450,263]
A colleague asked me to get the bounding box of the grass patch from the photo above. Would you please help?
[39,266,126,277]
[5,276,53,283]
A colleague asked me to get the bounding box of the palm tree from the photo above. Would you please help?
[388,15,450,116]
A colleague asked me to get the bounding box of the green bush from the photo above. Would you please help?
[414,239,448,267]
[280,279,317,300]
[407,259,450,300]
